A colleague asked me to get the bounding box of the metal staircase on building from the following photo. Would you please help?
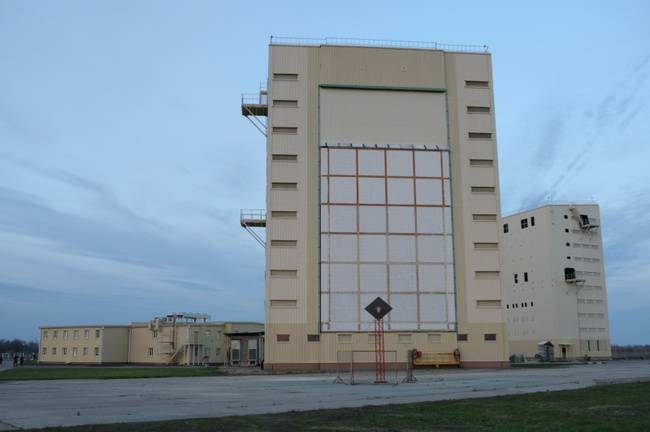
[240,209,266,248]
[241,82,268,137]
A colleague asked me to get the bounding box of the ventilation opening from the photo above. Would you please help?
[467,106,491,113]
[474,242,498,250]
[337,334,352,344]
[276,334,290,342]
[271,211,297,218]
[475,271,499,279]
[270,269,297,277]
[270,299,297,308]
[273,73,298,81]
[471,186,495,193]
[307,334,320,342]
[469,158,493,167]
[473,214,497,221]
[465,80,489,88]
[484,333,497,341]
[272,126,298,134]
[273,99,298,108]
[270,240,297,247]
[457,334,468,341]
[468,132,492,139]
[477,300,501,308]
[428,334,441,344]
[272,182,297,190]
[272,154,298,161]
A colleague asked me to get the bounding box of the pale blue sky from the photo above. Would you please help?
[1,1,649,344]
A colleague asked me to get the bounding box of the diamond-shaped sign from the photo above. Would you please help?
[365,297,392,320]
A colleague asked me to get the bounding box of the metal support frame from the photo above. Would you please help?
[240,209,266,248]
[242,104,267,137]
[242,224,265,248]
[373,318,386,383]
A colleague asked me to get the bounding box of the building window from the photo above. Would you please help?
[43,330,48,340]
[270,299,297,308]
[62,347,68,355]
[565,228,569,233]
[307,334,320,342]
[531,302,534,307]
[63,330,68,340]
[514,273,518,284]
[73,330,79,340]
[566,242,570,247]
[53,330,58,339]
[52,347,57,355]
[276,334,290,342]
[564,215,568,219]
[95,329,101,338]
[42,347,47,355]
[148,347,154,356]
[567,256,571,260]
[524,272,528,282]
[503,223,509,233]
[94,347,100,356]
[531,216,535,226]
[428,334,441,344]
[84,330,90,339]
[83,347,88,356]
[521,218,528,229]
[484,334,497,341]
[72,347,78,356]
[457,334,468,341]
[506,304,509,309]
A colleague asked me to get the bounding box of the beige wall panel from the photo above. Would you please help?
[319,46,446,89]
[268,220,298,239]
[270,162,299,182]
[320,89,448,147]
[269,247,298,268]
[269,190,298,209]
[465,113,493,132]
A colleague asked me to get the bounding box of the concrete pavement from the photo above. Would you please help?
[1,361,650,430]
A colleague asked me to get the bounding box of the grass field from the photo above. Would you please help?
[26,381,650,431]
[0,366,222,381]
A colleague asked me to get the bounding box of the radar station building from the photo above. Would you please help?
[241,37,509,369]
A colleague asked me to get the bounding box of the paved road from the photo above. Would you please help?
[1,361,650,430]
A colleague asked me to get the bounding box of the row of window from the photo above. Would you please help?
[41,347,100,356]
[502,216,535,233]
[276,333,496,343]
[42,329,101,340]
[506,301,534,309]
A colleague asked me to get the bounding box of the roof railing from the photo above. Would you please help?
[270,36,488,53]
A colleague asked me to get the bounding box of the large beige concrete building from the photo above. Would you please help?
[241,37,509,369]
[501,204,611,360]
[39,314,263,365]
